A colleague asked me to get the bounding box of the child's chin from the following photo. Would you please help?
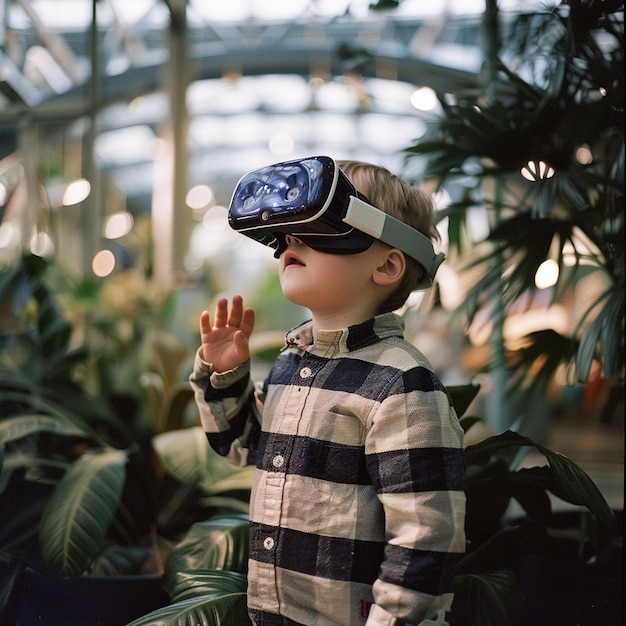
[280,285,309,308]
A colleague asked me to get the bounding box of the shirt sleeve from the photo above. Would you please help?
[364,366,466,625]
[188,347,263,467]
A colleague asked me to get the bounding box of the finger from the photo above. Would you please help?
[240,307,255,338]
[199,310,212,338]
[228,295,244,328]
[213,297,229,328]
[233,329,251,359]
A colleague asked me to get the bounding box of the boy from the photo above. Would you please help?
[190,157,466,625]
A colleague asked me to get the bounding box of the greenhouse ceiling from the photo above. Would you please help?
[0,0,549,280]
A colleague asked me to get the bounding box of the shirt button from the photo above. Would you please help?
[300,367,312,379]
[263,537,275,550]
[272,455,284,468]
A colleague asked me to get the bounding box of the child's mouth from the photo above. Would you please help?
[284,252,305,267]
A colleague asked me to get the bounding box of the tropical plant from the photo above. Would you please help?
[0,254,253,622]
[450,386,618,625]
[406,0,624,409]
[126,514,251,626]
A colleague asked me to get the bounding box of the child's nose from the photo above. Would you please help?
[285,234,304,246]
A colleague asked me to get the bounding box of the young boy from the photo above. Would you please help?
[189,157,466,625]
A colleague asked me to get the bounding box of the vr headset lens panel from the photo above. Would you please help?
[230,157,335,229]
[228,156,371,249]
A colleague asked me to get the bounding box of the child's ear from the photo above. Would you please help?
[373,248,406,286]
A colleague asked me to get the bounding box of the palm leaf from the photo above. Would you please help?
[169,569,247,603]
[39,448,127,576]
[506,329,578,398]
[126,570,250,626]
[575,285,624,381]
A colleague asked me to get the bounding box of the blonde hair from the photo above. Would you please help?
[337,160,440,313]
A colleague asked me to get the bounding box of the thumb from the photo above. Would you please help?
[233,329,251,358]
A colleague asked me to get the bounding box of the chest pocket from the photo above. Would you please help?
[306,408,366,447]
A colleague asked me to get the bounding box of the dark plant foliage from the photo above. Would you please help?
[407,1,624,393]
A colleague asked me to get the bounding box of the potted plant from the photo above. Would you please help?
[0,253,254,625]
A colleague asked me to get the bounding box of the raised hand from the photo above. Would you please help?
[199,295,255,373]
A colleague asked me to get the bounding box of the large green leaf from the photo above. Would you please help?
[0,369,128,455]
[0,365,121,430]
[447,384,481,417]
[153,426,254,495]
[39,448,127,576]
[503,467,559,522]
[0,414,94,448]
[126,570,250,626]
[1,254,72,359]
[140,377,194,434]
[169,569,247,603]
[1,254,127,444]
[532,443,615,528]
[0,413,100,494]
[152,427,211,486]
[164,515,249,589]
[464,430,615,530]
[89,544,153,576]
[203,466,255,496]
[459,415,483,434]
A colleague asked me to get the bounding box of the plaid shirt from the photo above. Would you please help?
[190,313,465,626]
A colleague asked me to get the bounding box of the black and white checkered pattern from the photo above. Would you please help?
[191,313,466,626]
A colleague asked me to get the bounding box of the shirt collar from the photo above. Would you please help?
[284,312,405,357]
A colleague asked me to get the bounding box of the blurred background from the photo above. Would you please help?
[0,0,623,508]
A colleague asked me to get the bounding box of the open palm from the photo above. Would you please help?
[200,295,255,373]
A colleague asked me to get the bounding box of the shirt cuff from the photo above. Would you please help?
[192,347,250,390]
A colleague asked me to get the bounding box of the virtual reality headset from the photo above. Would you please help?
[228,156,445,289]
